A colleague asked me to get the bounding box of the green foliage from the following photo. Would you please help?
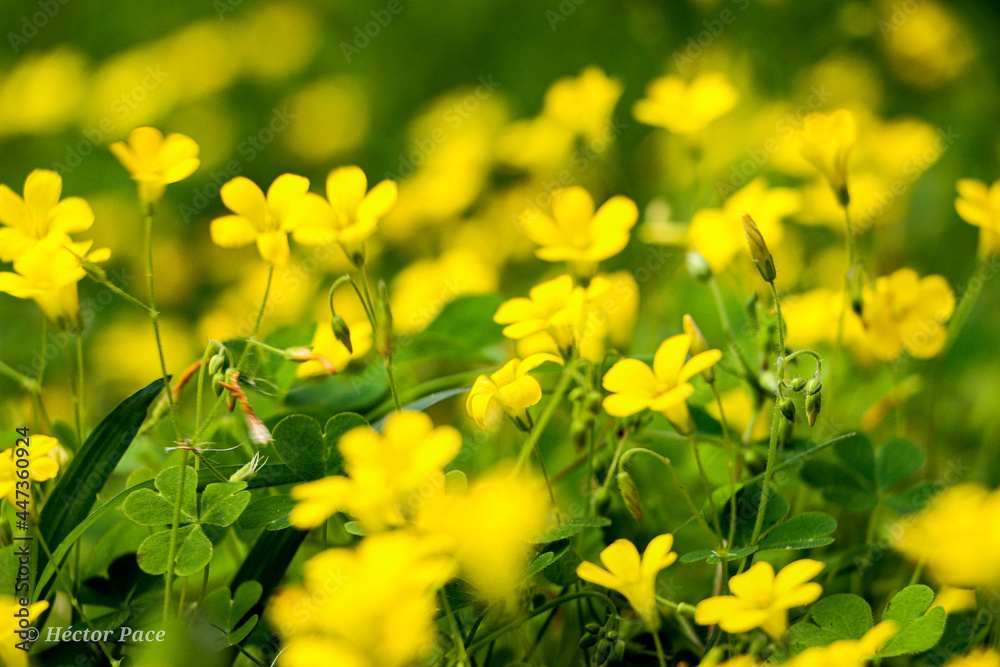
[237,495,296,531]
[200,481,252,527]
[396,294,506,363]
[789,585,946,658]
[533,516,611,543]
[199,581,263,649]
[137,524,213,576]
[272,414,326,481]
[323,412,368,475]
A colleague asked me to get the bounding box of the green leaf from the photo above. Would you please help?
[200,481,251,527]
[679,546,757,564]
[533,517,610,544]
[879,585,947,657]
[232,581,263,623]
[788,622,843,650]
[122,488,179,526]
[237,495,296,531]
[877,438,925,491]
[154,464,199,518]
[38,378,165,575]
[526,539,571,579]
[136,525,213,576]
[812,594,874,640]
[722,481,789,548]
[758,512,837,551]
[228,528,308,615]
[801,460,878,512]
[834,432,877,486]
[396,294,505,363]
[199,581,262,648]
[324,413,367,476]
[887,482,939,514]
[272,414,326,481]
[230,615,258,645]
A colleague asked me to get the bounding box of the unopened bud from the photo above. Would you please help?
[614,639,626,660]
[330,315,353,354]
[375,280,393,358]
[617,470,643,522]
[685,250,713,282]
[579,632,599,649]
[208,353,224,376]
[777,396,796,423]
[805,379,822,426]
[789,377,806,392]
[229,452,266,482]
[444,469,467,495]
[212,372,225,396]
[584,622,601,634]
[742,213,776,283]
[683,314,715,382]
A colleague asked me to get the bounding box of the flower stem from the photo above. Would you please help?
[440,590,470,667]
[163,447,191,623]
[514,365,575,473]
[652,631,668,667]
[687,433,724,544]
[710,383,739,551]
[144,210,182,442]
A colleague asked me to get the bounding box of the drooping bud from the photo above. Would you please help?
[617,469,643,522]
[330,314,353,354]
[805,378,822,427]
[375,280,393,359]
[683,314,715,383]
[789,377,807,392]
[742,213,776,283]
[777,396,796,423]
[229,452,267,482]
[208,352,225,376]
[685,250,713,282]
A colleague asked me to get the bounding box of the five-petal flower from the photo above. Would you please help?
[110,126,200,206]
[0,169,94,262]
[210,174,310,265]
[466,353,563,429]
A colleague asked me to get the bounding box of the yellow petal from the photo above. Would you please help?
[772,559,825,599]
[358,179,398,221]
[602,358,658,394]
[221,177,268,227]
[641,533,677,577]
[49,196,94,235]
[653,334,692,384]
[552,186,595,226]
[30,456,59,481]
[160,133,201,183]
[576,560,621,591]
[210,215,258,248]
[517,352,564,375]
[760,610,788,640]
[599,538,642,579]
[256,231,290,265]
[326,165,368,211]
[267,173,310,226]
[24,169,62,214]
[729,561,775,601]
[497,375,542,409]
[679,349,723,383]
[648,383,695,413]
[603,393,652,416]
[695,595,744,625]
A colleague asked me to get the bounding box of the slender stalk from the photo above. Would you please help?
[144,209,183,441]
[652,631,668,667]
[441,590,470,667]
[711,383,739,551]
[944,256,990,354]
[162,448,192,623]
[514,366,575,473]
[65,342,83,448]
[687,433,724,543]
[75,333,86,438]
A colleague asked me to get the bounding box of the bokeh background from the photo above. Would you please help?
[1,0,999,482]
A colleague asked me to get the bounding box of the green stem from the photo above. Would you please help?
[944,256,989,354]
[144,210,183,443]
[65,342,83,449]
[441,590,470,667]
[687,433,724,544]
[710,383,739,552]
[0,358,40,394]
[75,333,86,438]
[514,365,575,473]
[163,448,192,623]
[464,591,615,654]
[652,631,668,667]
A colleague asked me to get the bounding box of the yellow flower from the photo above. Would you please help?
[933,586,977,614]
[466,353,563,429]
[542,66,624,140]
[390,248,498,335]
[576,534,678,629]
[290,166,397,262]
[210,174,310,265]
[632,72,738,135]
[944,648,1000,667]
[0,596,48,667]
[0,169,94,262]
[893,483,1000,588]
[784,621,897,667]
[295,287,372,379]
[798,109,856,204]
[694,559,824,639]
[0,435,60,506]
[269,531,454,667]
[520,186,638,274]
[415,466,550,599]
[494,274,592,357]
[955,178,1000,258]
[289,411,461,532]
[860,268,955,361]
[109,126,200,206]
[602,333,722,435]
[687,177,800,274]
[0,234,108,331]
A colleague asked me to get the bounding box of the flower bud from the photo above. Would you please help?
[614,639,626,660]
[777,396,796,423]
[683,314,715,382]
[617,469,643,522]
[789,377,806,392]
[445,469,468,494]
[212,371,225,396]
[686,250,713,282]
[208,353,225,376]
[579,632,599,649]
[375,280,393,359]
[330,315,353,354]
[805,379,822,427]
[742,213,776,283]
[229,452,267,482]
[585,622,602,634]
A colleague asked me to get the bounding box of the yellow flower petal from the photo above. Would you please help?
[256,231,290,265]
[327,165,368,212]
[221,177,268,228]
[653,334,691,385]
[267,173,311,226]
[210,215,258,248]
[599,539,642,579]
